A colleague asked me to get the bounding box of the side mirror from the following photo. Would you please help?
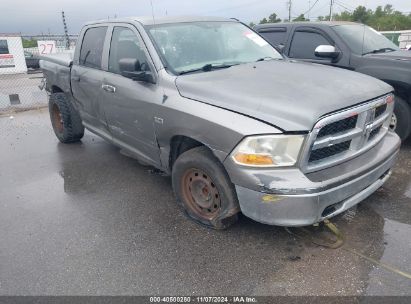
[119,58,155,83]
[314,45,340,59]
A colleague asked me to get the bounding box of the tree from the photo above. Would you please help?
[293,14,308,22]
[329,4,411,31]
[374,6,384,18]
[268,13,281,23]
[333,11,352,21]
[249,22,255,27]
[259,17,268,24]
[383,4,394,15]
[352,6,370,23]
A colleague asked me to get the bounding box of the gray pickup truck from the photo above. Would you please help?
[40,16,400,229]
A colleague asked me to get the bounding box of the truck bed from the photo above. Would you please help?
[39,51,74,93]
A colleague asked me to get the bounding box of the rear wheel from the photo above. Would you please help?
[172,146,240,229]
[391,95,411,141]
[49,92,84,143]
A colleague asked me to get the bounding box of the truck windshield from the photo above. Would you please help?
[147,21,283,75]
[333,24,399,55]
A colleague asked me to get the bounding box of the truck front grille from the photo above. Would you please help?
[375,104,387,118]
[317,115,358,138]
[301,94,394,173]
[308,140,351,162]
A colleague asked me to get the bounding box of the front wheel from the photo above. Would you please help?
[391,96,411,141]
[172,146,240,229]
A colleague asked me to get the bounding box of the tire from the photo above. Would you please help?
[391,95,411,141]
[172,146,240,229]
[48,92,84,143]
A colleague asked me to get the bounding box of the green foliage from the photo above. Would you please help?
[318,4,411,31]
[251,4,411,31]
[249,22,256,28]
[268,13,281,23]
[22,38,37,48]
[293,14,308,22]
[257,12,281,25]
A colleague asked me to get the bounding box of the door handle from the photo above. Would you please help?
[101,84,116,93]
[72,75,80,82]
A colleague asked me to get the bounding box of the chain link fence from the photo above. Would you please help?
[0,34,77,113]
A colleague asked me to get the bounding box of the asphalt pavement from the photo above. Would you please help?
[0,109,410,296]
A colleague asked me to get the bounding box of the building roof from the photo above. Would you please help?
[0,33,21,37]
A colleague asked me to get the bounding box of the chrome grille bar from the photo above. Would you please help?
[300,94,395,173]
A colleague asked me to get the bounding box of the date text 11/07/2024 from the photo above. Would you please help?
[149,296,257,303]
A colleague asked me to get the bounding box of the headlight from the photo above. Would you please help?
[231,135,305,167]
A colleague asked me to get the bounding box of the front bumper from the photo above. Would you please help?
[224,131,400,226]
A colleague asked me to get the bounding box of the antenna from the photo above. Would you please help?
[308,0,311,20]
[150,0,156,26]
[61,10,70,50]
[287,0,292,22]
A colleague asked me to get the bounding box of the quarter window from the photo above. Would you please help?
[79,27,107,69]
[108,27,150,74]
[289,31,331,59]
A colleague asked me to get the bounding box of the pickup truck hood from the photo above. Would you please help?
[367,50,411,61]
[175,60,392,131]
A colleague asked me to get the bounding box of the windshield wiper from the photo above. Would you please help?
[178,63,238,75]
[363,47,396,55]
[256,56,281,62]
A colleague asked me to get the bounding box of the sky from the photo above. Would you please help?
[1,0,410,35]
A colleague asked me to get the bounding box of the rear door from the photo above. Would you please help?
[71,26,109,129]
[99,24,162,166]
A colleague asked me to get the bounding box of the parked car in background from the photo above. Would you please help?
[40,16,399,229]
[255,21,411,141]
[24,51,40,69]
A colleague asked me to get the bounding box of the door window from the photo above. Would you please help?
[289,31,331,59]
[108,27,150,74]
[79,26,108,69]
[259,29,287,46]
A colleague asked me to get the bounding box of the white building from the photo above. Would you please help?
[0,34,27,74]
[398,31,411,50]
[380,30,411,50]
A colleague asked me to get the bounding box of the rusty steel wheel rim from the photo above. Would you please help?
[52,104,64,133]
[181,168,221,219]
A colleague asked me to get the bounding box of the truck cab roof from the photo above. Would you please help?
[84,15,234,27]
[254,21,361,30]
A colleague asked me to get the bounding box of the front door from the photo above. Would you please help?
[101,25,162,166]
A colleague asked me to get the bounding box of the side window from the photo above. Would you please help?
[79,26,107,69]
[0,40,9,54]
[289,31,331,59]
[259,29,287,46]
[108,27,150,74]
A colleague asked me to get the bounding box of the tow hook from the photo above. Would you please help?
[285,219,344,249]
